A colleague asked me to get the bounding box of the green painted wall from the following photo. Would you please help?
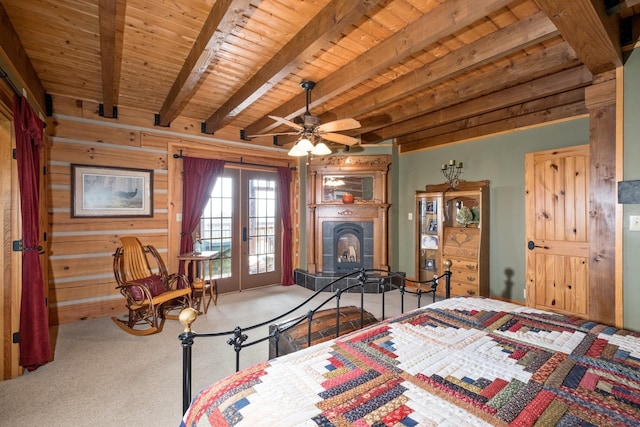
[298,48,640,331]
[393,119,589,302]
[623,48,640,331]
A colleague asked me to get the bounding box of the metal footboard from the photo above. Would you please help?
[179,265,452,414]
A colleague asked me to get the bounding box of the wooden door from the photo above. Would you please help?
[525,145,590,316]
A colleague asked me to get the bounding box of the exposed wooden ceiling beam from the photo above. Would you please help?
[393,66,591,147]
[0,2,46,113]
[157,0,253,127]
[534,0,622,74]
[398,93,588,153]
[326,11,559,126]
[202,0,383,134]
[98,0,126,118]
[359,42,583,142]
[607,0,640,17]
[243,0,515,138]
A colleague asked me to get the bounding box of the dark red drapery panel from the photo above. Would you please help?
[179,157,225,274]
[13,95,51,370]
[277,167,294,286]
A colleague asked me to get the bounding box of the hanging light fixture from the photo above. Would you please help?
[287,133,332,157]
[311,141,331,155]
[287,135,314,156]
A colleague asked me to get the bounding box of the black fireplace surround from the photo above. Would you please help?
[294,220,387,293]
[323,221,373,273]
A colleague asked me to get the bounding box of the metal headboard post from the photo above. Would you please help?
[336,286,343,337]
[178,308,198,414]
[359,270,366,327]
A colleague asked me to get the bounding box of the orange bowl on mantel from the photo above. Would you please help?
[342,193,354,204]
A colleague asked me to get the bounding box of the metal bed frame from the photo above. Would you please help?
[178,265,452,414]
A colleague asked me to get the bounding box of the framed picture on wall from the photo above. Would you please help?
[71,164,153,218]
[424,258,436,271]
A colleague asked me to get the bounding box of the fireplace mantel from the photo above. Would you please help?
[306,155,391,274]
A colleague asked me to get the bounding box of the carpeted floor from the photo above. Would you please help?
[0,284,422,426]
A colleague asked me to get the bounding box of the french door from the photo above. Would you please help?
[199,168,281,293]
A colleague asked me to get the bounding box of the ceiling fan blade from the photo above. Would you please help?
[246,131,300,138]
[268,115,304,131]
[321,133,359,146]
[316,118,361,133]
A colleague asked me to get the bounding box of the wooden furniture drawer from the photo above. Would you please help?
[451,269,478,285]
[443,227,480,258]
[450,281,479,297]
[449,258,478,271]
[451,281,480,297]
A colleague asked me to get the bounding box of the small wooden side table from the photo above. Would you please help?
[177,251,218,313]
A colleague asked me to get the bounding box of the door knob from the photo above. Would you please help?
[527,241,549,250]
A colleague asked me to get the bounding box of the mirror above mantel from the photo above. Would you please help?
[322,175,374,202]
[308,155,391,205]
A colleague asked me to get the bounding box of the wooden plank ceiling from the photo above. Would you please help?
[1,0,639,153]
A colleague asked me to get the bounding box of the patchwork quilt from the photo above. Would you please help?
[181,297,640,426]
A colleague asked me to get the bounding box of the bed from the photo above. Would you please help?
[180,296,640,426]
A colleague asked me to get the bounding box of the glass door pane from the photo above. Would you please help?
[241,172,280,289]
[199,170,239,294]
[200,175,234,280]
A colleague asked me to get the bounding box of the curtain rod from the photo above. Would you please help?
[0,66,21,97]
[1,66,48,128]
[173,149,296,171]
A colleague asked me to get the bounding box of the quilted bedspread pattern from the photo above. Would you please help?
[181,297,640,426]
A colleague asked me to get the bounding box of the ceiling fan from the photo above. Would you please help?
[248,81,361,149]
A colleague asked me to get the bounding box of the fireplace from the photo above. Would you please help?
[304,155,391,274]
[323,222,374,273]
[335,223,362,271]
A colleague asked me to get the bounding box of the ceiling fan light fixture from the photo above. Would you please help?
[295,136,314,152]
[287,143,309,157]
[311,141,331,156]
[288,135,318,157]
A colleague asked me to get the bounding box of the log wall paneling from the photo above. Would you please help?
[46,94,297,325]
[47,97,176,324]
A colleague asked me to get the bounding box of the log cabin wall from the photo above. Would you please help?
[46,94,297,325]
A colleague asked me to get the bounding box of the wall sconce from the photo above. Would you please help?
[441,159,463,189]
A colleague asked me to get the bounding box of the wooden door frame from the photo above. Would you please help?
[585,76,622,327]
[166,142,295,286]
[0,91,22,379]
[524,75,622,327]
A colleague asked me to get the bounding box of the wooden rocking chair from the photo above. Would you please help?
[112,237,192,335]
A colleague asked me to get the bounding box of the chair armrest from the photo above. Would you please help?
[167,273,191,291]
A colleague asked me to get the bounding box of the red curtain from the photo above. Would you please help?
[13,95,51,370]
[179,157,225,274]
[277,167,294,286]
